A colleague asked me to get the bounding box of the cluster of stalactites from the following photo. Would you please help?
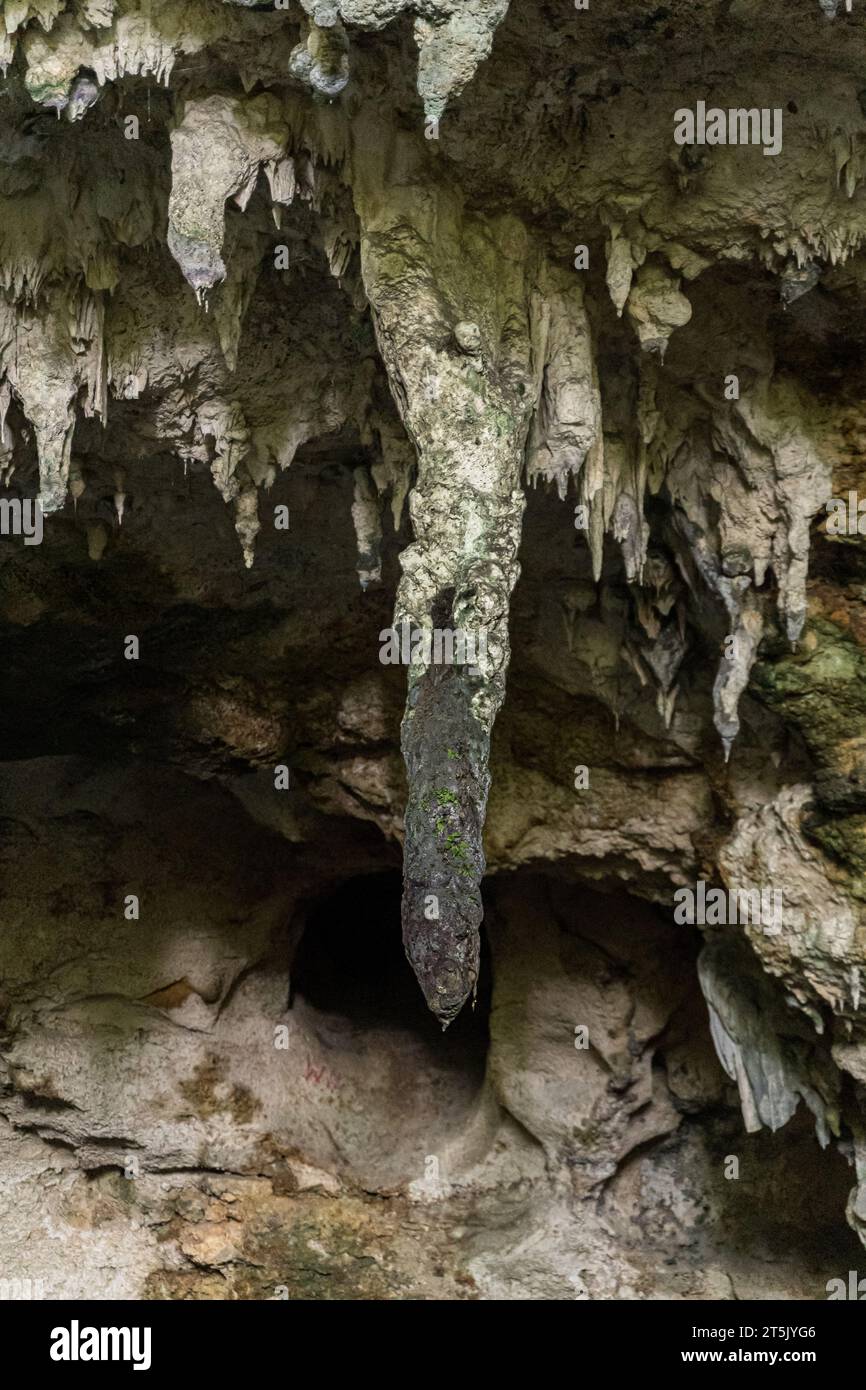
[1,0,514,125]
[523,228,830,756]
[0,65,388,567]
[0,214,830,760]
[0,6,832,759]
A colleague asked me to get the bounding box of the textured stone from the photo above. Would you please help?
[0,0,865,1300]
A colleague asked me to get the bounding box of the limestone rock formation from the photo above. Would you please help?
[0,0,864,1300]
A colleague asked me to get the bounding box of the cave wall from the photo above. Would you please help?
[0,0,865,1299]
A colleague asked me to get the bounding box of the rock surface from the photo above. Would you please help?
[0,0,864,1299]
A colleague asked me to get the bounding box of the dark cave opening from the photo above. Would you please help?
[290,868,492,1071]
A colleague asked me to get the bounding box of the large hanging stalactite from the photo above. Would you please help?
[350,126,538,1020]
[348,115,611,1021]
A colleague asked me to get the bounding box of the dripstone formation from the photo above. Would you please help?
[0,0,865,1300]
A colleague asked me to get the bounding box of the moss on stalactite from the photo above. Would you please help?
[401,647,487,1023]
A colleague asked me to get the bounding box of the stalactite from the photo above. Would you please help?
[351,123,542,1021]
